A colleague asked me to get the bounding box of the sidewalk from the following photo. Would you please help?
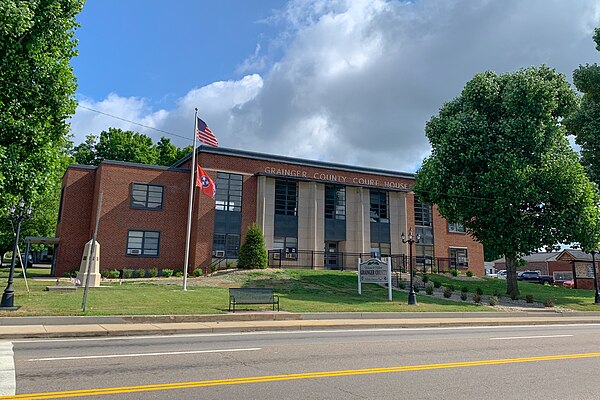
[3,311,600,339]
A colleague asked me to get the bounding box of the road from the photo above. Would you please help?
[5,324,600,399]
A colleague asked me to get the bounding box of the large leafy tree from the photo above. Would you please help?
[72,129,192,166]
[0,0,83,208]
[415,66,600,297]
[567,28,600,184]
[0,0,83,261]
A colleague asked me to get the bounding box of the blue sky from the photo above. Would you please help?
[73,0,285,109]
[69,0,600,172]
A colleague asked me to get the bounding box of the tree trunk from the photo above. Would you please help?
[505,254,520,297]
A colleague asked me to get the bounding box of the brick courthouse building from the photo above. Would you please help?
[55,146,484,277]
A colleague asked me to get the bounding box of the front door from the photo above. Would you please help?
[325,242,339,269]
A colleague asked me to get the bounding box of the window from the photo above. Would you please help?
[370,190,389,223]
[275,179,298,216]
[448,223,466,233]
[450,248,468,269]
[553,271,573,282]
[414,198,432,227]
[215,173,242,212]
[416,244,434,267]
[273,236,298,260]
[131,183,164,210]
[370,242,391,257]
[325,185,346,220]
[213,233,240,258]
[58,186,65,222]
[126,230,160,257]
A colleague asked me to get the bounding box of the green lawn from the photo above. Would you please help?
[0,269,598,317]
[427,274,600,311]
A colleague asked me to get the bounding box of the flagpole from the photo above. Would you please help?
[183,108,198,291]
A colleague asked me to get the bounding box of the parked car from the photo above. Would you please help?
[562,279,575,288]
[496,270,507,279]
[517,271,553,285]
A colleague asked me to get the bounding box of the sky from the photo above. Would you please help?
[70,0,600,172]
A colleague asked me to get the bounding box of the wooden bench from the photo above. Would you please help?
[229,288,279,312]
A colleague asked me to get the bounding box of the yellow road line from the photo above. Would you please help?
[5,352,600,399]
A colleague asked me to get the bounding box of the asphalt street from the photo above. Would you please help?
[7,324,600,399]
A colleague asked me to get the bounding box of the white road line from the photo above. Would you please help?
[490,334,574,340]
[27,347,261,362]
[0,341,15,396]
[15,323,600,344]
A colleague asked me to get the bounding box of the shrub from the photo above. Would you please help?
[493,288,502,297]
[148,268,158,278]
[175,271,183,277]
[489,296,499,306]
[135,269,146,278]
[473,293,481,303]
[466,270,473,277]
[413,286,420,293]
[443,287,453,298]
[461,286,468,293]
[422,274,429,283]
[398,282,406,290]
[476,287,484,295]
[226,260,233,269]
[525,294,534,303]
[511,292,519,301]
[237,223,268,269]
[108,269,120,279]
[100,269,110,278]
[544,298,555,307]
[122,269,133,279]
[447,284,455,291]
[460,292,468,301]
[451,269,459,277]
[161,269,174,278]
[433,280,442,288]
[193,268,203,277]
[425,285,434,295]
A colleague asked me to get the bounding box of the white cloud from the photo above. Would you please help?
[70,0,600,172]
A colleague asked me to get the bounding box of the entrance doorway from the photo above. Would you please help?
[324,242,339,269]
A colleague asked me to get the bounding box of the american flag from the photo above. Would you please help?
[196,117,218,147]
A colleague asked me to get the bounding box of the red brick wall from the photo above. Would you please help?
[55,167,96,276]
[92,163,190,272]
[432,206,485,276]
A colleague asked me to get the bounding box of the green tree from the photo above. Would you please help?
[71,134,98,165]
[71,130,191,166]
[237,224,268,269]
[414,66,600,297]
[0,0,83,208]
[94,128,158,165]
[567,27,600,184]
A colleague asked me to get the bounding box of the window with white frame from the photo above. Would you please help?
[448,223,466,233]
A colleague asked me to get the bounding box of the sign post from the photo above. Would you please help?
[358,258,392,301]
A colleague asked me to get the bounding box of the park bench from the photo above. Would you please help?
[229,288,279,312]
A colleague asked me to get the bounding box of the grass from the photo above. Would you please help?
[2,269,599,317]
[0,269,485,316]
[426,274,600,311]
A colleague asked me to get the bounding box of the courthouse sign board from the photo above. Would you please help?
[358,258,392,301]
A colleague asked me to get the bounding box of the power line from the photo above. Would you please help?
[76,104,192,142]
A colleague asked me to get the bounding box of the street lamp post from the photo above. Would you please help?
[591,251,600,304]
[401,227,421,306]
[0,199,32,309]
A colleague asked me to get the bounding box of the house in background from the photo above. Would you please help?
[493,249,598,289]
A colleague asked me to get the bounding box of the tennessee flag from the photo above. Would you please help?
[196,165,216,199]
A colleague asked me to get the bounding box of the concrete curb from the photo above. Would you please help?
[3,314,600,340]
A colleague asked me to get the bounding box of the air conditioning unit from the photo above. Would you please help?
[273,252,281,260]
[285,252,297,260]
[214,250,225,258]
[128,249,141,255]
